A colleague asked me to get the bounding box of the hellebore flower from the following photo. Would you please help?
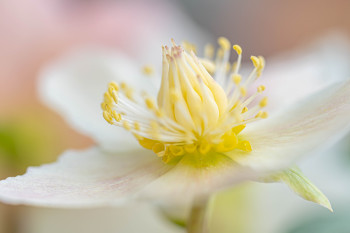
[1,37,350,230]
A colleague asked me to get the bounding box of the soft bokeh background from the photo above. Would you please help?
[1,0,350,232]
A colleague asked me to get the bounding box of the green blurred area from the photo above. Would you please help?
[210,183,256,233]
[287,208,350,233]
[0,110,67,179]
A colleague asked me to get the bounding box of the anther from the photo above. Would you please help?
[120,82,127,90]
[122,121,131,130]
[232,124,246,134]
[104,92,113,105]
[152,143,165,155]
[233,45,242,55]
[109,82,119,91]
[103,111,114,124]
[255,111,263,118]
[258,56,265,70]
[237,141,252,152]
[257,85,266,93]
[218,37,231,51]
[260,111,268,119]
[259,97,268,107]
[145,98,155,110]
[199,142,211,154]
[142,65,154,76]
[134,122,140,130]
[251,56,260,68]
[184,144,197,154]
[240,87,247,97]
[182,40,197,53]
[111,111,122,122]
[232,74,242,85]
[169,145,185,156]
[204,44,214,59]
[241,107,248,113]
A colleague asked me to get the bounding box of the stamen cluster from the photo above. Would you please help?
[102,37,268,163]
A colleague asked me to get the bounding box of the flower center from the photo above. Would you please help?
[102,37,268,163]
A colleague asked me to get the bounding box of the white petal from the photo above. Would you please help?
[0,147,259,207]
[139,153,258,207]
[0,147,170,207]
[227,79,350,171]
[257,34,350,110]
[39,50,155,151]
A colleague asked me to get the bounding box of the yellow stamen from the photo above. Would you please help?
[259,97,268,107]
[251,56,260,68]
[257,85,266,93]
[232,74,242,85]
[101,38,268,164]
[240,87,247,96]
[218,37,231,51]
[233,45,242,55]
[142,65,154,76]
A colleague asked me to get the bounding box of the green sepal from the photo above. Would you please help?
[265,167,333,212]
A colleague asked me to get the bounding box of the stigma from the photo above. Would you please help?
[101,37,267,163]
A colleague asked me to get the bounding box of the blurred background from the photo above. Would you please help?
[1,0,350,232]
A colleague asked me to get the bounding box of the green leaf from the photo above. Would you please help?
[267,167,333,212]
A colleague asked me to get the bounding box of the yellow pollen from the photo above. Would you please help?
[218,37,231,51]
[199,142,211,154]
[182,40,197,53]
[232,124,246,134]
[255,111,263,118]
[240,87,247,96]
[109,82,119,91]
[232,74,242,85]
[257,85,266,93]
[199,59,216,74]
[237,141,252,152]
[145,98,155,110]
[152,143,165,156]
[259,97,268,107]
[216,48,224,59]
[169,145,185,156]
[104,92,113,105]
[184,144,197,153]
[204,44,214,59]
[251,56,260,68]
[120,82,127,90]
[101,38,268,164]
[142,65,154,75]
[134,122,140,130]
[155,109,164,118]
[122,121,131,130]
[260,111,269,119]
[103,111,113,124]
[233,45,242,55]
[111,111,121,122]
[258,56,265,70]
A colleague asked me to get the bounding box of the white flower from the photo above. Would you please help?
[1,37,350,213]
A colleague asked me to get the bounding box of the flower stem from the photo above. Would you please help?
[187,199,210,233]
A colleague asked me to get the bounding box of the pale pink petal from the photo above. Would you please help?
[0,147,258,207]
[227,79,350,171]
[258,34,350,110]
[0,147,170,207]
[139,153,258,207]
[39,51,154,151]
